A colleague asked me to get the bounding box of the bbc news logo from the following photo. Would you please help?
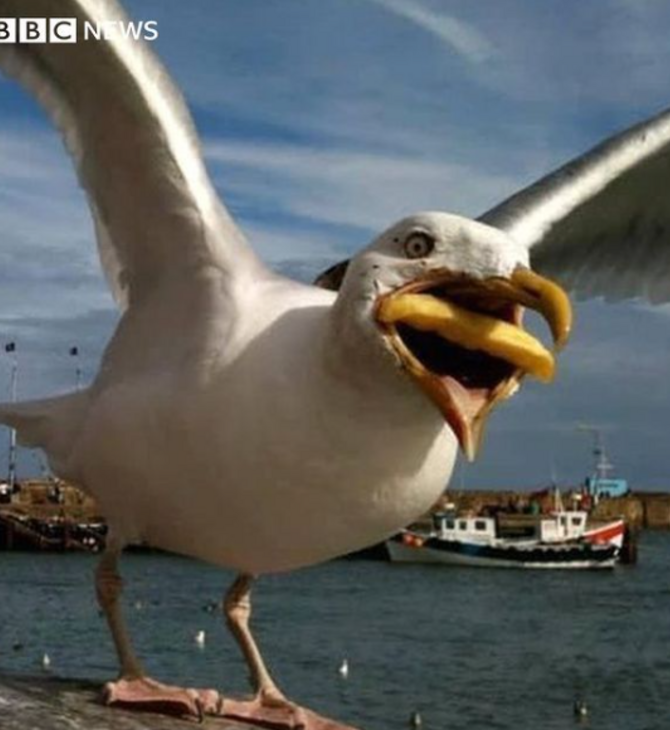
[0,18,159,44]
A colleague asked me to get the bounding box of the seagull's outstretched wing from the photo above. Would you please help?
[0,0,261,309]
[480,107,670,303]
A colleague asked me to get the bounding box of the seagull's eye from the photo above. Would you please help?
[404,232,435,259]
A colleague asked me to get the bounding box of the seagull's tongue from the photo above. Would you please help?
[442,376,489,421]
[378,292,555,382]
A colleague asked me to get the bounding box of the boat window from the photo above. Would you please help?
[445,519,455,530]
[474,520,487,531]
[458,520,467,531]
[571,517,583,527]
[560,516,567,526]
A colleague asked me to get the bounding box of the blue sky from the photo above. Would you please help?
[0,0,669,488]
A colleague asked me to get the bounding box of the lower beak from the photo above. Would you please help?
[376,268,572,460]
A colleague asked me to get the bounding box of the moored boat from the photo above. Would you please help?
[387,509,625,569]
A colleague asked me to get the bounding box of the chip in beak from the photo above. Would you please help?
[376,268,572,460]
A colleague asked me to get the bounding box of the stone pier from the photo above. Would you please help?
[0,674,245,730]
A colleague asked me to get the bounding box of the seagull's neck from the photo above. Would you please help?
[297,296,456,543]
[321,287,446,451]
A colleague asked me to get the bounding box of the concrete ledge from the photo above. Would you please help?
[0,674,245,730]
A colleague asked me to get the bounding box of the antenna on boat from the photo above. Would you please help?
[4,341,18,491]
[577,424,613,480]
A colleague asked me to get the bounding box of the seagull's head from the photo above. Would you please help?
[328,212,572,460]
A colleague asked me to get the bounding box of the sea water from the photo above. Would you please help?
[1,532,669,730]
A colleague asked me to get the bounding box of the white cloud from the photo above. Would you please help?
[206,139,520,251]
[366,0,495,64]
[0,128,112,320]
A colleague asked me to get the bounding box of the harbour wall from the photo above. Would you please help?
[446,490,670,531]
[3,481,670,552]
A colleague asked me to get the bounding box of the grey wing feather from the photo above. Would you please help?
[480,106,670,303]
[0,0,261,309]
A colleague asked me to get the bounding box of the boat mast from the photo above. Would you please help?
[578,424,614,481]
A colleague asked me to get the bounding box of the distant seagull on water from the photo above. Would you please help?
[574,698,589,720]
[409,711,423,729]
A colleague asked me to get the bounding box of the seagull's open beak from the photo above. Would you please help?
[376,268,572,461]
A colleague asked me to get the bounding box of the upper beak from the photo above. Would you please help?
[376,267,572,460]
[491,268,572,351]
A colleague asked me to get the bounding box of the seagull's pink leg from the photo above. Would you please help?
[96,543,221,719]
[95,546,144,679]
[224,574,287,704]
[220,573,360,730]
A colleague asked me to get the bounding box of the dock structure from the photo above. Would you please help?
[0,480,105,552]
[0,510,105,552]
[1,479,670,556]
[442,489,670,531]
[0,674,246,729]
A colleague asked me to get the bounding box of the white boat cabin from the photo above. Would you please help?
[432,510,589,544]
[539,510,588,542]
[433,514,497,542]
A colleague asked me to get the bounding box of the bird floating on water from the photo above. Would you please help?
[195,630,206,648]
[0,1,669,728]
[409,710,423,729]
[573,698,589,720]
[41,653,51,671]
[338,659,349,679]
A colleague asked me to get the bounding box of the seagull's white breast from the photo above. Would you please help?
[73,276,456,574]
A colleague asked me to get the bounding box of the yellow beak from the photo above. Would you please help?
[376,268,572,460]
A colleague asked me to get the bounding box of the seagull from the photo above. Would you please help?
[194,630,206,649]
[573,698,589,719]
[0,0,667,728]
[409,711,423,729]
[338,659,349,679]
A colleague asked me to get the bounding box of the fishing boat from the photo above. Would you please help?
[386,508,625,569]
